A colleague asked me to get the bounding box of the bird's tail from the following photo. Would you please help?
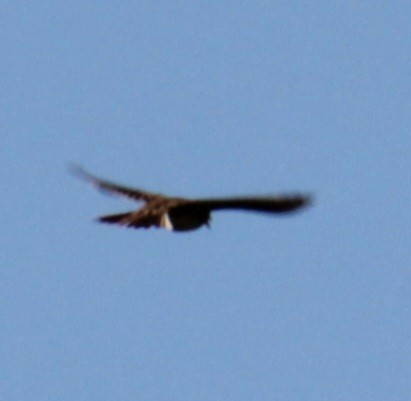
[96,212,134,226]
[96,211,159,229]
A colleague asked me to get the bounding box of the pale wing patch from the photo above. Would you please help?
[160,213,174,230]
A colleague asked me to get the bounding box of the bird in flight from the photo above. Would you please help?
[72,166,311,232]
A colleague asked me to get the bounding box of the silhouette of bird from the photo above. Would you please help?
[72,166,311,232]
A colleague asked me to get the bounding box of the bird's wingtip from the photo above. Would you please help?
[68,163,86,178]
[68,163,98,184]
[304,193,315,207]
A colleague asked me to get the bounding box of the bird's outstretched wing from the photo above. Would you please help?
[70,165,163,203]
[177,195,311,214]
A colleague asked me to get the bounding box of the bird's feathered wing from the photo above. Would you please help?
[172,195,310,214]
[70,165,162,202]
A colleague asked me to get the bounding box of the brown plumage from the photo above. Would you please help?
[72,166,311,232]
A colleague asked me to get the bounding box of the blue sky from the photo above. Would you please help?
[1,2,410,400]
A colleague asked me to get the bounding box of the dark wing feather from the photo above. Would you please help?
[183,195,311,214]
[70,165,162,202]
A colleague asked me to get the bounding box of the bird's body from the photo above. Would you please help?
[97,197,211,231]
[72,166,310,232]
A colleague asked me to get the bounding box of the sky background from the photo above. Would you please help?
[1,2,410,400]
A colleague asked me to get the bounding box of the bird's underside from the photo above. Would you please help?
[72,166,311,232]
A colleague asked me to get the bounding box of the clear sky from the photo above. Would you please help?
[1,2,410,400]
